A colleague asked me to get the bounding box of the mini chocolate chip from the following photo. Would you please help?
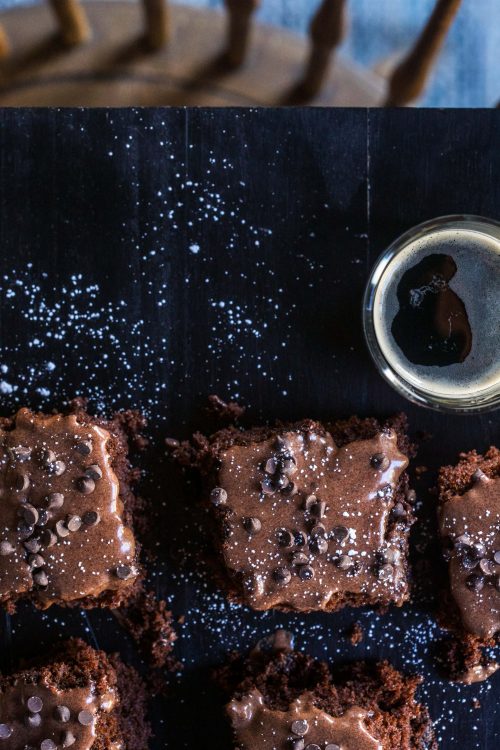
[76,476,95,494]
[310,536,328,555]
[309,523,326,538]
[265,457,277,475]
[378,563,394,581]
[210,487,227,506]
[298,565,314,580]
[66,515,82,532]
[325,745,341,750]
[383,548,399,564]
[35,509,50,528]
[494,551,500,565]
[40,529,57,548]
[291,552,309,566]
[277,529,294,548]
[281,460,297,479]
[82,510,101,527]
[473,541,487,558]
[24,538,41,554]
[62,731,76,747]
[495,575,500,592]
[0,541,14,556]
[370,452,389,470]
[460,551,479,570]
[405,489,417,503]
[50,460,66,476]
[391,502,407,519]
[273,567,291,584]
[283,481,298,496]
[33,570,48,588]
[164,437,180,450]
[466,573,485,592]
[27,695,43,713]
[290,740,305,750]
[291,719,309,736]
[275,436,289,451]
[314,500,326,518]
[41,740,57,750]
[293,531,307,547]
[56,520,70,538]
[304,495,317,511]
[39,448,56,465]
[75,440,92,455]
[46,492,65,510]
[337,555,353,571]
[454,533,472,548]
[25,713,41,728]
[11,445,31,462]
[21,504,39,526]
[479,558,495,576]
[305,745,321,750]
[28,553,45,569]
[14,472,30,491]
[261,476,276,495]
[54,705,70,722]
[85,464,102,481]
[275,474,290,490]
[17,522,34,541]
[472,468,489,484]
[330,525,349,544]
[78,710,94,726]
[243,517,261,534]
[115,565,134,580]
[0,725,12,739]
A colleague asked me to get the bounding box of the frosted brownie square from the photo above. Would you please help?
[0,404,142,610]
[176,414,415,612]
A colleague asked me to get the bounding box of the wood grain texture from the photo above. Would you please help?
[0,108,498,748]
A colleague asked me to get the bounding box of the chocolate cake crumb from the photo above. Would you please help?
[347,621,364,646]
[113,589,180,671]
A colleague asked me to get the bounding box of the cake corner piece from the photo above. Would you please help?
[222,630,436,750]
[0,637,151,750]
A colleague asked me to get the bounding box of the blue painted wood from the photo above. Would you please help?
[0,2,497,103]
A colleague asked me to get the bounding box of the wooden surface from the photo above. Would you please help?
[0,2,384,106]
[0,109,499,748]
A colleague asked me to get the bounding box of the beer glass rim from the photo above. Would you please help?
[362,214,500,414]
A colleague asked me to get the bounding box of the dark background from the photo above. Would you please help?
[0,108,498,748]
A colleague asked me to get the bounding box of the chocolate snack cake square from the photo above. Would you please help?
[220,631,436,750]
[179,413,415,612]
[0,638,150,749]
[0,403,143,611]
[438,446,500,645]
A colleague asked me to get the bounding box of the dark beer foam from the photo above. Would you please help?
[374,228,500,398]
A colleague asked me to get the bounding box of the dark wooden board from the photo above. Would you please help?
[0,107,498,749]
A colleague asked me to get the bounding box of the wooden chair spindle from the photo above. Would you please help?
[143,0,170,50]
[49,0,91,46]
[224,0,260,69]
[385,0,462,106]
[0,23,9,59]
[301,0,347,99]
